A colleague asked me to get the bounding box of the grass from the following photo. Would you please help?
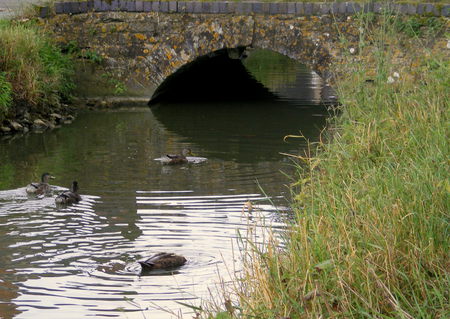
[203,12,449,319]
[0,19,75,121]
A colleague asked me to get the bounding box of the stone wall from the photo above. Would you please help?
[42,2,449,97]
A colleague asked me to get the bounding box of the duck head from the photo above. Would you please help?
[41,173,55,183]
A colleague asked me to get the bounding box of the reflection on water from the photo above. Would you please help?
[0,52,332,318]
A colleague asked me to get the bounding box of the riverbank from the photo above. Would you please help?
[209,13,449,319]
[0,18,77,134]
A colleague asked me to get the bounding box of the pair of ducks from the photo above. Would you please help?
[26,173,81,205]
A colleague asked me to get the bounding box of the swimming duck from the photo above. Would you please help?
[162,148,192,165]
[55,181,82,205]
[138,252,187,271]
[26,172,55,195]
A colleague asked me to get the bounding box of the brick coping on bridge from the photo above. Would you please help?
[38,1,449,18]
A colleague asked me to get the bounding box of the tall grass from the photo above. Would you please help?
[210,13,449,319]
[0,19,74,121]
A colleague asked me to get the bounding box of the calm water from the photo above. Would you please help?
[0,51,331,318]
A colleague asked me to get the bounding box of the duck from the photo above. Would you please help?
[162,148,192,165]
[138,252,187,271]
[26,172,55,195]
[55,181,82,205]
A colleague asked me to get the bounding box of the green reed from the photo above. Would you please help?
[206,12,449,319]
[0,19,74,121]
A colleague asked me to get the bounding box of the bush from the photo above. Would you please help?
[0,19,75,117]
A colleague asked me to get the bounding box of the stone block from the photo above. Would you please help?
[135,1,143,12]
[169,1,177,12]
[127,1,136,12]
[185,2,194,13]
[193,1,202,13]
[235,2,242,14]
[118,0,127,11]
[211,2,219,14]
[398,4,408,15]
[160,2,169,12]
[69,2,80,14]
[143,1,152,12]
[39,6,49,18]
[417,4,425,15]
[87,1,94,11]
[55,2,64,14]
[225,2,235,14]
[320,3,331,15]
[295,3,304,15]
[347,3,361,14]
[62,2,70,13]
[101,1,110,11]
[79,1,88,13]
[330,2,339,15]
[218,2,227,14]
[338,2,347,14]
[405,4,416,15]
[269,3,278,15]
[373,2,382,13]
[152,1,160,12]
[312,3,321,15]
[203,2,211,13]
[304,3,313,15]
[287,3,295,15]
[425,4,438,16]
[243,2,252,14]
[278,3,288,14]
[442,5,450,16]
[363,3,373,13]
[178,1,187,13]
[252,2,262,14]
[110,0,119,11]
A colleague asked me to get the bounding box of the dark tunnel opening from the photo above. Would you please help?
[148,47,280,106]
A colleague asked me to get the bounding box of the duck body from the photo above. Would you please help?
[26,173,55,195]
[55,181,81,205]
[162,149,192,165]
[138,253,187,271]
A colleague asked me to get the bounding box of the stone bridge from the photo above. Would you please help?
[42,1,449,97]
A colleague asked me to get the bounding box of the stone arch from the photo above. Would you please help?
[141,14,337,88]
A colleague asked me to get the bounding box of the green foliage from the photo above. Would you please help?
[62,40,81,54]
[0,72,13,121]
[82,50,103,64]
[218,14,449,319]
[394,16,445,37]
[0,19,75,113]
[101,72,126,95]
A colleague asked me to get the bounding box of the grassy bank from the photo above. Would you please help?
[0,19,74,122]
[208,14,449,319]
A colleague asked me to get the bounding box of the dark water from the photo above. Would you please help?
[0,50,331,318]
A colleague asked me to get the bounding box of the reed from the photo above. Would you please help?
[0,19,74,121]
[209,12,449,319]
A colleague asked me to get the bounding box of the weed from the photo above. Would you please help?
[0,72,13,121]
[101,72,126,95]
[0,19,75,115]
[211,13,449,319]
[82,50,103,64]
